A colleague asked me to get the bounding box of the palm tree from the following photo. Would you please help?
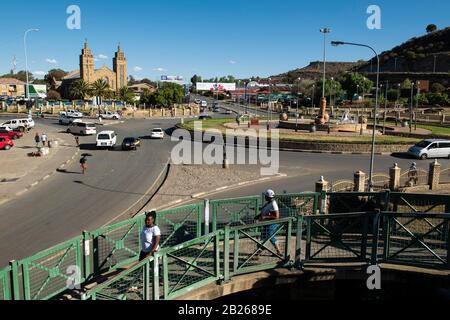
[91,79,110,104]
[70,80,91,100]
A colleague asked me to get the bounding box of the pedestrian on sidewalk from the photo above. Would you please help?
[139,211,161,261]
[254,189,283,258]
[80,156,88,174]
[34,132,41,148]
[41,133,48,147]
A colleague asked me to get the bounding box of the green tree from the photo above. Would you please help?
[426,24,437,33]
[401,78,413,89]
[70,80,91,100]
[341,73,373,102]
[430,83,445,94]
[1,70,33,82]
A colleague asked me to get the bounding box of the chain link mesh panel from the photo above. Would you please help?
[0,266,11,300]
[19,237,82,300]
[157,204,203,248]
[211,196,261,231]
[91,218,142,274]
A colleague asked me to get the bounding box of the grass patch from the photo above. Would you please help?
[179,119,420,145]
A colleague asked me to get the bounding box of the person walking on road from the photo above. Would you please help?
[34,132,41,148]
[80,156,88,175]
[41,133,48,147]
[255,189,283,258]
[139,211,161,261]
[75,136,80,148]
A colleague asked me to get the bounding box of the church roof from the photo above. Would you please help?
[63,70,80,80]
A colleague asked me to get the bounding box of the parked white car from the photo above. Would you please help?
[0,118,34,132]
[150,128,165,139]
[67,121,97,136]
[96,131,117,149]
[97,111,121,120]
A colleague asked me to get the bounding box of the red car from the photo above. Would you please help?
[0,129,23,140]
[0,137,14,150]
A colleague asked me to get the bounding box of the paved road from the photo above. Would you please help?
[1,113,447,267]
[0,117,178,266]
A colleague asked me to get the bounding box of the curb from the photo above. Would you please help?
[13,145,80,198]
[154,172,288,211]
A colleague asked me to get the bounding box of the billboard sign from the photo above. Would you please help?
[196,82,236,91]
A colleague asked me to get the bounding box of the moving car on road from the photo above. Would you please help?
[0,137,14,150]
[122,137,141,151]
[0,128,23,140]
[96,131,117,149]
[59,114,78,125]
[67,121,97,136]
[150,128,165,139]
[198,115,212,120]
[97,111,121,120]
[408,139,450,160]
[61,110,83,118]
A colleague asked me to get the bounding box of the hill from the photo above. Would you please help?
[358,27,450,73]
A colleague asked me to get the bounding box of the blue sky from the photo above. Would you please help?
[0,0,449,81]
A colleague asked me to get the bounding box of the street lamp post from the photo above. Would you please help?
[320,28,331,101]
[410,82,414,133]
[296,77,301,132]
[24,28,39,117]
[415,81,420,130]
[267,77,271,131]
[331,41,380,192]
[312,84,315,111]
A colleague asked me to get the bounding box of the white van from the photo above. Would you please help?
[408,139,450,160]
[96,131,117,149]
[67,121,97,136]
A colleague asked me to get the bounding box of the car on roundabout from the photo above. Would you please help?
[0,128,23,140]
[96,131,117,149]
[122,137,141,151]
[408,139,450,160]
[150,128,165,139]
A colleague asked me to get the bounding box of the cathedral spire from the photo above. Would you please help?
[84,38,88,49]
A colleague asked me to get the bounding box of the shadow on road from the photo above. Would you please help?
[391,152,415,160]
[57,169,82,175]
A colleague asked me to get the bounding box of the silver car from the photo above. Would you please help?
[408,139,450,160]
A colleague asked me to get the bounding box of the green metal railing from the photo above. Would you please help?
[1,191,450,300]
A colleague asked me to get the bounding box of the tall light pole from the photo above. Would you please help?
[415,81,420,131]
[312,84,315,111]
[24,28,39,116]
[320,28,331,100]
[296,77,301,132]
[332,41,380,192]
[267,77,271,131]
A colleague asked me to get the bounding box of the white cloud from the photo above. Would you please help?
[94,58,100,62]
[133,66,143,72]
[33,71,46,76]
[154,67,166,72]
[98,54,108,59]
[229,60,237,64]
[46,58,58,64]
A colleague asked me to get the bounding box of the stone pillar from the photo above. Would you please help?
[354,171,366,192]
[389,163,401,191]
[315,176,329,214]
[428,159,441,190]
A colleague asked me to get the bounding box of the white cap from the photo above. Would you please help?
[264,189,275,198]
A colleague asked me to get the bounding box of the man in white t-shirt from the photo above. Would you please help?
[139,211,161,261]
[255,189,283,257]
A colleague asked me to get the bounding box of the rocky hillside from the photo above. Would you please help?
[358,27,450,73]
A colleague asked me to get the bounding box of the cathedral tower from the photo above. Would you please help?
[79,40,94,83]
[113,45,127,91]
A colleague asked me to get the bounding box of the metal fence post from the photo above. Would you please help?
[152,253,160,300]
[286,219,293,264]
[82,230,92,281]
[223,226,230,282]
[214,232,220,278]
[144,259,151,300]
[295,216,303,269]
[9,260,20,300]
[305,217,311,261]
[162,255,169,300]
[371,210,381,265]
[204,199,210,235]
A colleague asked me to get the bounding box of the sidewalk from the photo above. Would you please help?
[0,123,79,206]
